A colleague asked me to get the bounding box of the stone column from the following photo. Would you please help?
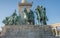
[55,28,58,36]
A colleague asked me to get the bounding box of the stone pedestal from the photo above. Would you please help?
[0,25,57,38]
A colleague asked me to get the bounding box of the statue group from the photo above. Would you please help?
[35,5,48,25]
[2,8,35,25]
[2,5,48,25]
[2,10,19,25]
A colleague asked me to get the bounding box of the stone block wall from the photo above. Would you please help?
[0,25,57,38]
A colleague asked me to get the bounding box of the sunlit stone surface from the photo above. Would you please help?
[22,0,28,3]
[0,25,58,38]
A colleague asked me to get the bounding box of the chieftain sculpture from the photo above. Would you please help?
[2,9,35,25]
[2,10,19,25]
[35,5,48,25]
[24,8,35,25]
[2,5,48,25]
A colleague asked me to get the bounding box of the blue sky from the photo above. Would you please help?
[0,0,60,26]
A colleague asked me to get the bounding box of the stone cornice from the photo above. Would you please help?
[18,3,32,6]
